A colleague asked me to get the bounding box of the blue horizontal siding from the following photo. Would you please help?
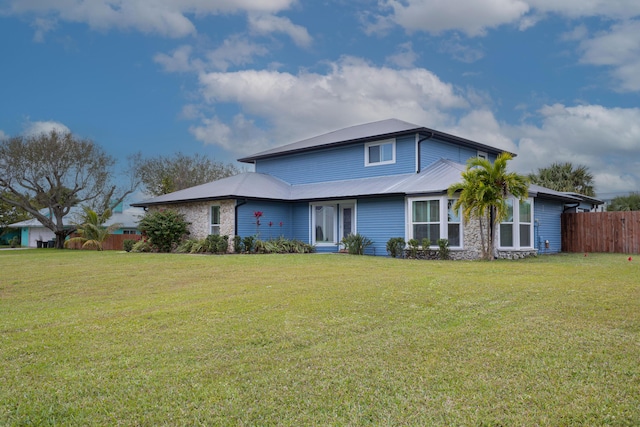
[256,135,416,184]
[357,196,406,256]
[421,138,478,169]
[534,197,564,254]
[237,200,293,240]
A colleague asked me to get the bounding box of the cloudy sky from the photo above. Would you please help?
[1,0,639,197]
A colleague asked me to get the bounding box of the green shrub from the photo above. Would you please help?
[341,233,373,255]
[123,239,136,252]
[233,235,242,253]
[138,209,189,253]
[254,237,315,254]
[9,236,20,248]
[131,240,153,253]
[386,237,405,258]
[407,238,420,258]
[437,238,450,260]
[205,234,229,254]
[421,238,431,249]
[242,235,256,253]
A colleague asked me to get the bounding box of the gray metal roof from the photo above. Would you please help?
[238,118,512,163]
[133,158,587,207]
[132,173,292,206]
[8,207,144,229]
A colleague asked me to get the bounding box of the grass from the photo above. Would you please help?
[1,250,639,426]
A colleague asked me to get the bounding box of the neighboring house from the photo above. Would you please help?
[7,203,143,248]
[133,119,601,259]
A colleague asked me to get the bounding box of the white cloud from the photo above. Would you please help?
[577,20,640,92]
[191,56,470,153]
[511,103,640,194]
[371,0,640,37]
[386,42,418,68]
[154,45,197,73]
[374,0,530,37]
[0,130,7,140]
[446,109,517,153]
[23,120,70,137]
[205,35,270,71]
[248,13,312,48]
[6,0,298,39]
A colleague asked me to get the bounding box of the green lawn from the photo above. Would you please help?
[1,250,638,426]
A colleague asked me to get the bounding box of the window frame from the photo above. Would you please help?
[497,197,534,250]
[406,196,463,249]
[210,205,221,235]
[311,200,356,246]
[364,139,396,167]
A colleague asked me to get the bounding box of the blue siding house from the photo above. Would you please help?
[133,119,597,259]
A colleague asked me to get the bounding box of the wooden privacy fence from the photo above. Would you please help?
[66,233,142,251]
[561,211,640,254]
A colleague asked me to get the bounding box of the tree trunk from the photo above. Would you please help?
[487,207,496,261]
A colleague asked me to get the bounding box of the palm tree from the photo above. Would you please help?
[448,153,529,260]
[528,162,595,196]
[65,207,121,251]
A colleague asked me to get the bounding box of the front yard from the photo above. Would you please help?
[1,250,638,425]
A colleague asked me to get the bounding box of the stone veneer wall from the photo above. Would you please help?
[450,216,537,261]
[148,200,236,252]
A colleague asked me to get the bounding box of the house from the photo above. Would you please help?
[7,203,143,248]
[133,119,599,259]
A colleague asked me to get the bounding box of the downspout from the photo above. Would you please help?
[416,131,434,173]
[235,199,248,236]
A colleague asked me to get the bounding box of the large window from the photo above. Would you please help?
[412,200,440,242]
[365,139,395,166]
[210,205,220,235]
[408,197,462,248]
[499,198,533,249]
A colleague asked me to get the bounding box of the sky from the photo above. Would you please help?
[1,0,639,199]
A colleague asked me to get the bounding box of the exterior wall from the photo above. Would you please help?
[420,138,480,170]
[149,200,235,250]
[534,197,564,254]
[357,196,406,256]
[291,202,310,242]
[255,135,417,184]
[236,200,294,241]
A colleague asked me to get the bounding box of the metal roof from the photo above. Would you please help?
[238,118,512,163]
[133,158,588,207]
[8,207,144,229]
[132,173,292,206]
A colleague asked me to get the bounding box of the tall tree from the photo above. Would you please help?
[133,152,241,197]
[0,191,31,235]
[0,130,138,248]
[528,162,595,196]
[607,192,640,211]
[448,153,529,260]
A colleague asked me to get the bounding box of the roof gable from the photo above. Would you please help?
[238,118,511,163]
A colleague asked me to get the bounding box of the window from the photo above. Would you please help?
[408,196,462,248]
[122,229,138,235]
[499,198,533,249]
[365,139,395,166]
[447,199,461,247]
[412,200,440,242]
[210,205,220,235]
